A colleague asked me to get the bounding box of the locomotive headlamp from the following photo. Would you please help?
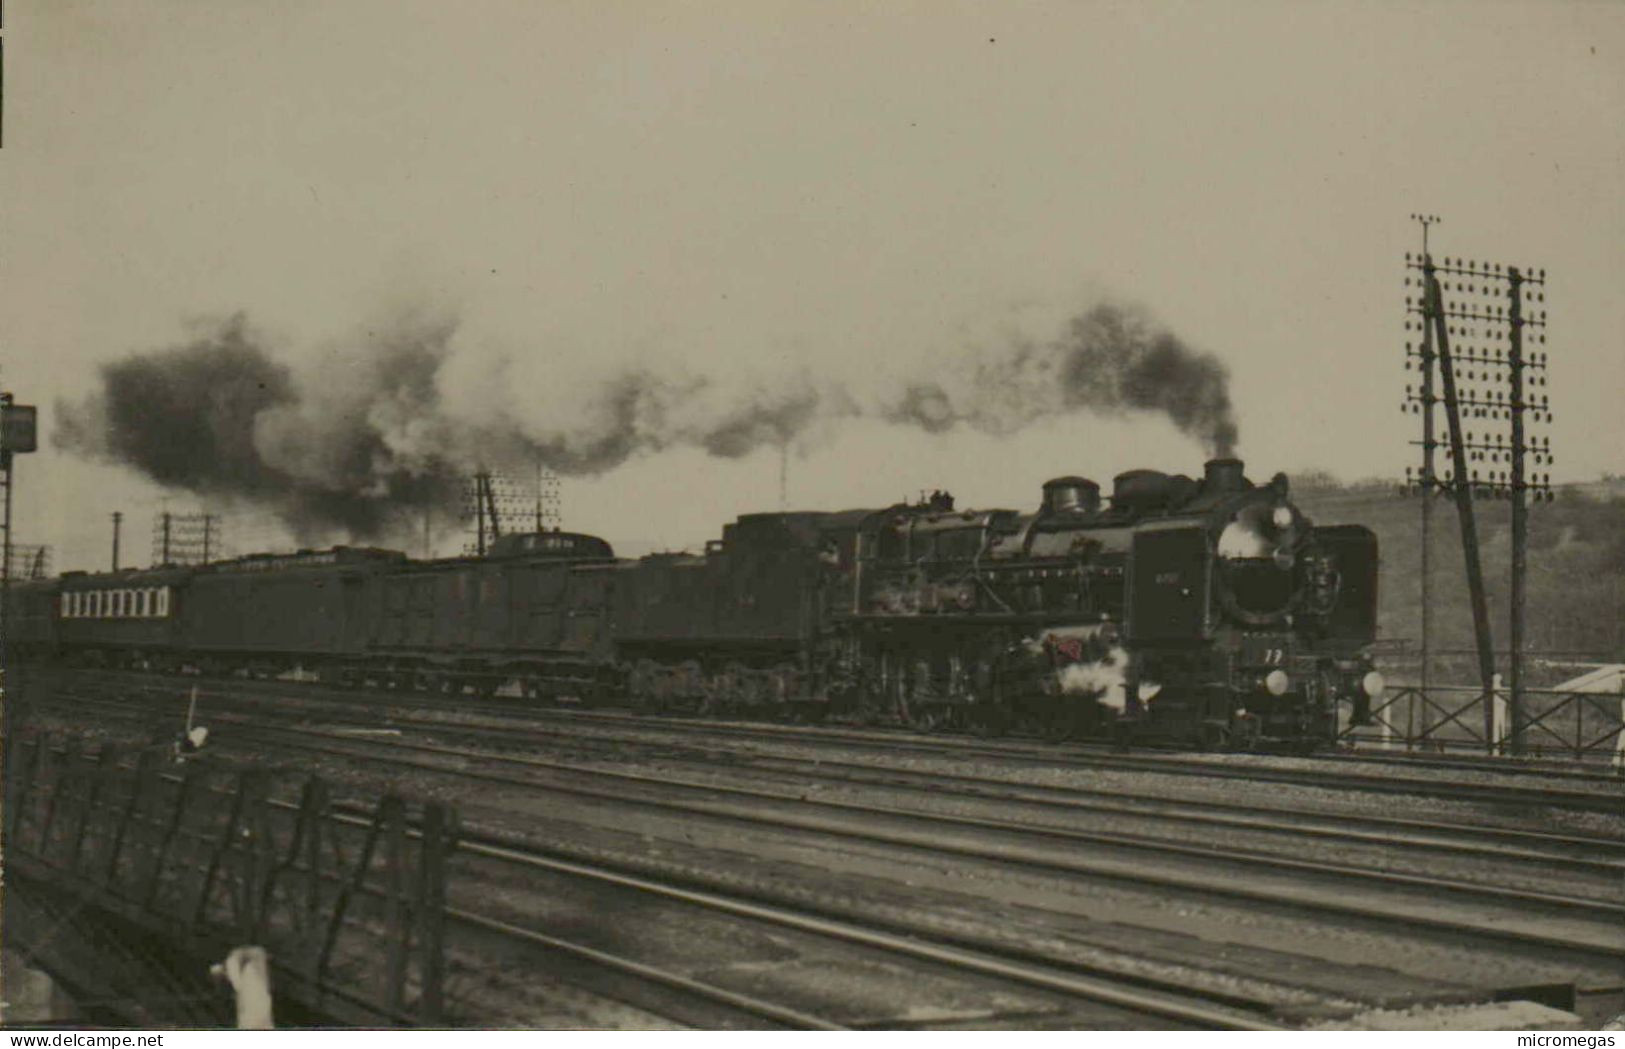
[1263,669,1290,696]
[1361,671,1386,699]
[1271,506,1293,529]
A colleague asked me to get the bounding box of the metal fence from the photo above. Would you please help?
[1340,683,1625,765]
[2,733,460,1025]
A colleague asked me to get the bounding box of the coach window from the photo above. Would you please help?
[136,590,147,617]
[157,587,170,617]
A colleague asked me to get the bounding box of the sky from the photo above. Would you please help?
[1,0,1621,571]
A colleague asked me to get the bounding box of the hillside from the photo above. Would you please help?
[1294,481,1625,686]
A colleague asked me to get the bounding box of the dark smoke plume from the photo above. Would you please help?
[55,314,469,542]
[53,316,297,497]
[883,302,1238,456]
[55,299,1237,546]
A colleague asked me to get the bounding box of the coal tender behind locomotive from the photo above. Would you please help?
[14,458,1382,750]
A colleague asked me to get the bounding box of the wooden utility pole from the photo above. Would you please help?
[1413,214,1439,701]
[1422,258,1498,714]
[1406,243,1552,755]
[112,511,123,571]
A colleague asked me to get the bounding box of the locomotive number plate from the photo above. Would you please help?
[1241,637,1291,666]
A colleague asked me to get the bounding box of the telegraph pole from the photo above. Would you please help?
[1,395,12,591]
[1412,214,1439,698]
[1426,257,1497,712]
[1405,247,1552,754]
[779,442,789,511]
[112,511,123,571]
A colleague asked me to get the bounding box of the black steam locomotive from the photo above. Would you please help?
[7,458,1382,749]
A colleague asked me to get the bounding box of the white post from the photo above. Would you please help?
[1491,672,1508,754]
[216,947,273,1029]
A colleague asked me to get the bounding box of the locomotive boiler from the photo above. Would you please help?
[820,458,1382,747]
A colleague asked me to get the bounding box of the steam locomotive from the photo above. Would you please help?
[7,458,1383,749]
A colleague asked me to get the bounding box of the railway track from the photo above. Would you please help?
[233,721,1625,960]
[39,675,1625,872]
[448,829,1282,1029]
[34,689,1625,966]
[23,670,1625,1024]
[38,666,1625,811]
[52,739,1283,1029]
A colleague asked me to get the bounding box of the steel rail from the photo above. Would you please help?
[53,665,1625,787]
[449,835,1279,1030]
[211,719,1625,965]
[445,907,848,1029]
[23,724,1297,1027]
[39,687,1625,869]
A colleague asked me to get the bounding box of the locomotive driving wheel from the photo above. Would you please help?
[970,704,1009,738]
[1044,702,1081,742]
[1198,721,1232,751]
[902,698,943,732]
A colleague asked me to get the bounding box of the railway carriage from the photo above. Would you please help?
[365,531,616,696]
[182,548,403,677]
[51,565,194,669]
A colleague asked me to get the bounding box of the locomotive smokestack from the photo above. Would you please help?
[1204,457,1247,492]
[1041,476,1101,515]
